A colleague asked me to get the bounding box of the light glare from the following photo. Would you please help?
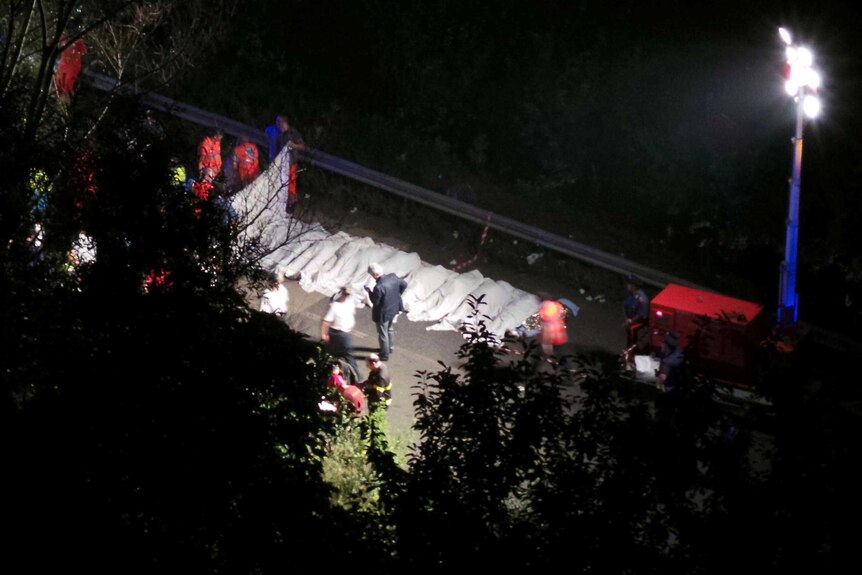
[779,27,792,45]
[798,47,814,68]
[803,94,821,118]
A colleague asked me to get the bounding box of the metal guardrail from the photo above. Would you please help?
[83,69,704,290]
[301,147,707,290]
[81,71,862,359]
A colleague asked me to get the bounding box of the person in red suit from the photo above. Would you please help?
[327,361,365,415]
[197,129,224,181]
[538,299,568,356]
[54,35,87,97]
[231,135,260,189]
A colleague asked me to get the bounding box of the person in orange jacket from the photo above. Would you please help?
[54,35,87,97]
[539,299,568,356]
[231,135,260,189]
[197,129,224,180]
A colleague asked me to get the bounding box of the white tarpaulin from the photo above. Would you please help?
[232,152,542,342]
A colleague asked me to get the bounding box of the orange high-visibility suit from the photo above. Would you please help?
[232,141,260,186]
[197,136,223,178]
[539,300,568,346]
[55,37,87,96]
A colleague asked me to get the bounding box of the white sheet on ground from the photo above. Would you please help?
[419,269,485,325]
[485,289,543,338]
[403,264,458,318]
[430,278,512,332]
[231,156,544,341]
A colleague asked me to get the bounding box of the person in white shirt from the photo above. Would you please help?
[320,287,358,374]
[260,272,289,317]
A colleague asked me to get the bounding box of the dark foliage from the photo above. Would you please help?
[3,287,342,572]
[0,98,370,573]
[363,300,859,572]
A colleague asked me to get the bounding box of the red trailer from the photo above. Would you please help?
[649,284,769,388]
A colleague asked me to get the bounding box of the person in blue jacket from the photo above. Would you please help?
[366,262,407,361]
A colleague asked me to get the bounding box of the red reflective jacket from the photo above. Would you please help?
[191,180,213,201]
[233,142,260,184]
[539,300,568,345]
[341,385,366,415]
[55,38,87,95]
[198,136,222,176]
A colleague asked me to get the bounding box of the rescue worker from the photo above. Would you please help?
[623,275,649,371]
[538,299,568,356]
[624,275,650,353]
[54,34,87,97]
[265,117,280,163]
[191,168,215,201]
[361,353,392,412]
[273,115,305,213]
[328,361,365,416]
[169,157,187,188]
[656,331,684,393]
[231,135,260,189]
[197,129,223,181]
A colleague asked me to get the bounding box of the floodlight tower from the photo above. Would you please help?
[777,27,821,327]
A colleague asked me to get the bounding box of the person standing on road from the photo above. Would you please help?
[259,271,289,318]
[197,128,224,181]
[272,115,305,214]
[265,117,279,164]
[538,299,568,357]
[656,331,684,393]
[321,287,358,374]
[624,275,650,352]
[361,353,392,412]
[230,134,261,190]
[366,263,406,361]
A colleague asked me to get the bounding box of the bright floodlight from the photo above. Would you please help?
[805,69,821,90]
[779,27,792,45]
[798,47,814,68]
[803,94,821,118]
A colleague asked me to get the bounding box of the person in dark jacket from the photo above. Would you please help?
[366,262,407,361]
[271,115,305,213]
[623,275,649,371]
[656,331,684,392]
[361,353,392,411]
[624,275,650,353]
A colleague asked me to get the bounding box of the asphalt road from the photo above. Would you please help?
[279,271,628,441]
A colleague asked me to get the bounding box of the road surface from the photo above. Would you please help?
[276,269,628,441]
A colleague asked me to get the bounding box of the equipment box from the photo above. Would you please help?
[649,284,768,388]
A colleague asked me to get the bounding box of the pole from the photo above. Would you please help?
[778,93,805,327]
